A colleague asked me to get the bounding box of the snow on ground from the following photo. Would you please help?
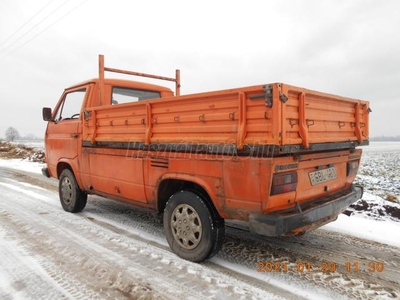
[0,158,45,174]
[1,142,400,299]
[356,142,400,202]
[2,155,398,250]
[1,142,400,251]
[324,193,400,248]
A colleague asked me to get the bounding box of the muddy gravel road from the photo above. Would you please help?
[0,166,399,300]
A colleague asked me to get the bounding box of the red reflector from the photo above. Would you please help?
[271,182,297,195]
[271,172,298,196]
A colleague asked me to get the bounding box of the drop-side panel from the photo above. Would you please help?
[281,84,370,148]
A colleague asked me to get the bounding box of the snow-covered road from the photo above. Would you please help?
[0,161,399,299]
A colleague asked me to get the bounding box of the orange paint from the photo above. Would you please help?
[43,55,369,237]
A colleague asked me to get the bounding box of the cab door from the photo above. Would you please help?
[45,86,88,180]
[81,85,148,203]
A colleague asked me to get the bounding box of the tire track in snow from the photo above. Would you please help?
[1,166,399,299]
[222,223,399,299]
[75,194,400,299]
[0,174,287,300]
[0,224,73,300]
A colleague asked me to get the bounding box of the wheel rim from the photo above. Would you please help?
[61,177,73,205]
[170,204,202,250]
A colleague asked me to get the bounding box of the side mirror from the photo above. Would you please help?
[42,107,53,121]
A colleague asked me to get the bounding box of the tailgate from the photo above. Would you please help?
[280,84,370,149]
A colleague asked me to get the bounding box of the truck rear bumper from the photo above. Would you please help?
[248,185,363,236]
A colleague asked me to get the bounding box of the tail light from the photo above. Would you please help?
[347,160,359,177]
[270,172,298,196]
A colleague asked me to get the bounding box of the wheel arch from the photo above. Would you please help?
[56,159,84,190]
[156,174,224,220]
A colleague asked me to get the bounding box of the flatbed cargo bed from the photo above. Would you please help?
[83,82,370,156]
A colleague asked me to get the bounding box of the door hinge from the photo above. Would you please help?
[263,85,273,107]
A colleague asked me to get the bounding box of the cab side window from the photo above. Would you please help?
[111,87,160,105]
[55,88,86,121]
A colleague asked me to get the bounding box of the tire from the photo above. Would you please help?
[59,169,87,213]
[163,190,225,262]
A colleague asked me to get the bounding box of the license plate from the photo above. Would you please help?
[309,167,337,186]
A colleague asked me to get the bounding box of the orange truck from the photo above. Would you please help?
[42,55,370,262]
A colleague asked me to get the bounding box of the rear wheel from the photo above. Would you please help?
[163,190,224,262]
[59,169,87,213]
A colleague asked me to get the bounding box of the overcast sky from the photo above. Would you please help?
[0,0,399,139]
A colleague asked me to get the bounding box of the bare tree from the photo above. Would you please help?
[5,127,20,142]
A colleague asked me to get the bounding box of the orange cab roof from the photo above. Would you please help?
[67,78,174,93]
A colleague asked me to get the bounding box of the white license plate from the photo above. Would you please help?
[309,167,337,186]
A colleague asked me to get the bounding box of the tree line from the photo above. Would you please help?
[2,127,42,142]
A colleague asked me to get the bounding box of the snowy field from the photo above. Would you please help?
[356,142,400,202]
[0,141,399,299]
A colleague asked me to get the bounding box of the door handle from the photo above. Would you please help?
[71,133,79,139]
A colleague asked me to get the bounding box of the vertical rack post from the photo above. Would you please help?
[175,69,181,96]
[99,54,105,105]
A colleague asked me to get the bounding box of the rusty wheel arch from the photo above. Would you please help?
[157,179,221,220]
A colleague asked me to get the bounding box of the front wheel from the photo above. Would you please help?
[59,169,87,213]
[163,190,224,262]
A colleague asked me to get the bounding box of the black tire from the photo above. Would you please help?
[190,189,225,259]
[59,169,87,213]
[163,190,225,262]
